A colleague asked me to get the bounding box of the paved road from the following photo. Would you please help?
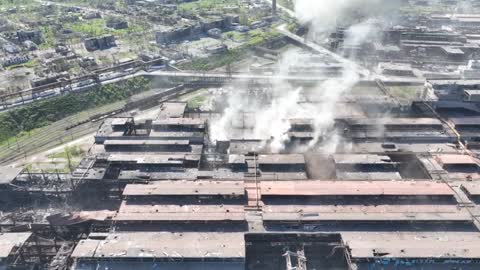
[142,70,334,82]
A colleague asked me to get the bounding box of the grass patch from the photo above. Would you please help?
[39,26,56,49]
[178,0,238,12]
[0,0,34,8]
[48,145,85,159]
[188,95,207,109]
[0,77,150,144]
[389,86,420,100]
[181,50,242,70]
[66,18,110,37]
[5,59,38,70]
[278,0,294,10]
[181,27,280,71]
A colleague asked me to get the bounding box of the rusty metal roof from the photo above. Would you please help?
[71,232,245,259]
[262,211,472,222]
[342,231,480,259]
[461,183,480,196]
[0,232,32,258]
[263,204,461,214]
[115,203,245,221]
[260,180,455,196]
[435,154,480,166]
[123,180,245,196]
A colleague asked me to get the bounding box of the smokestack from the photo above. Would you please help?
[272,0,277,15]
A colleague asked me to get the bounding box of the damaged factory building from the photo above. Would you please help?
[2,94,480,270]
[4,0,480,270]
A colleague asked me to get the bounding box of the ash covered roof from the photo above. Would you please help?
[123,180,244,196]
[342,231,480,259]
[258,154,305,165]
[0,232,32,258]
[260,180,454,196]
[71,232,245,259]
[0,167,23,185]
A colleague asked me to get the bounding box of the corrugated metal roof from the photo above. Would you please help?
[263,204,461,214]
[0,232,32,258]
[461,183,480,196]
[464,89,480,95]
[262,211,472,222]
[260,181,455,196]
[435,154,480,165]
[342,232,480,259]
[450,117,480,127]
[156,102,187,119]
[333,154,393,165]
[107,154,186,164]
[115,203,245,221]
[346,118,443,126]
[258,154,305,164]
[71,232,245,259]
[123,181,245,196]
[335,171,402,180]
[103,140,190,145]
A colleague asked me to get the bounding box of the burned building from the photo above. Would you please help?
[155,25,198,45]
[419,154,480,181]
[114,180,247,230]
[73,102,207,197]
[344,231,480,270]
[106,19,128,30]
[333,154,402,180]
[155,16,232,45]
[84,35,116,51]
[16,29,44,44]
[6,1,480,269]
[71,232,245,270]
[259,180,469,231]
[339,117,457,143]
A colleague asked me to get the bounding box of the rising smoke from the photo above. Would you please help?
[295,0,400,36]
[210,0,400,153]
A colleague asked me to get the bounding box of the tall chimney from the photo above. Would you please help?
[272,0,277,15]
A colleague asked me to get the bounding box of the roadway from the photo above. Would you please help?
[142,70,332,82]
[1,66,425,112]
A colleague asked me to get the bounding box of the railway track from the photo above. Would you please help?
[0,84,200,165]
[0,102,125,165]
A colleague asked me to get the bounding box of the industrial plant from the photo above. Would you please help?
[1,0,480,270]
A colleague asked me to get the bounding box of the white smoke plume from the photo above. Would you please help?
[254,88,302,152]
[294,0,400,35]
[209,0,399,153]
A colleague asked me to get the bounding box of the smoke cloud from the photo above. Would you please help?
[295,0,400,34]
[209,0,399,153]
